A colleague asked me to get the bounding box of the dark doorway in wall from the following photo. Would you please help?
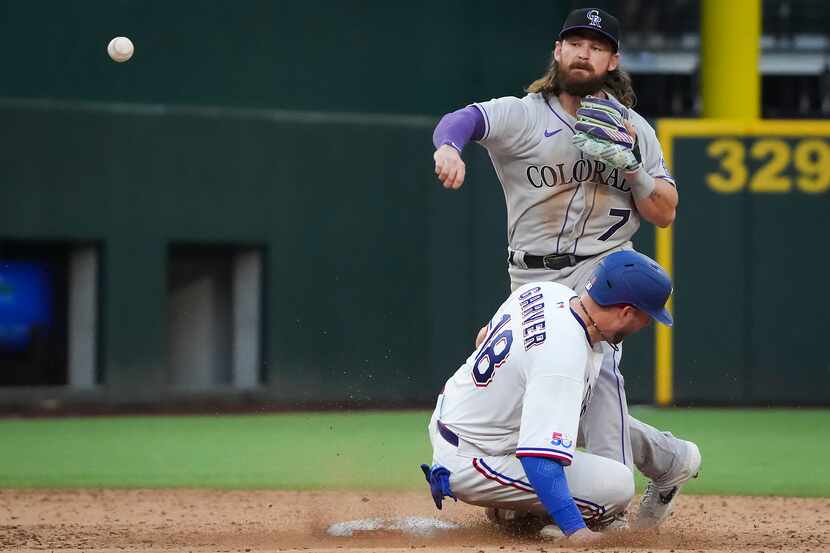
[0,241,69,386]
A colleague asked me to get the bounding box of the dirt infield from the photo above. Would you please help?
[1,489,827,552]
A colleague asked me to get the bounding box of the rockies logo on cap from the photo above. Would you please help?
[587,9,602,28]
[559,8,621,52]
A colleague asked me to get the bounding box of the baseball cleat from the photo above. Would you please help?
[592,511,629,532]
[485,507,509,524]
[633,439,701,529]
[485,507,550,534]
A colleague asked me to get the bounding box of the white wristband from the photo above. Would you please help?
[442,141,463,154]
[629,167,656,201]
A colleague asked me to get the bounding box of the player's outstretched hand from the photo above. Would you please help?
[567,527,604,545]
[434,144,466,189]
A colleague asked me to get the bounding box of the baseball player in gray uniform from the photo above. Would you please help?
[430,8,700,529]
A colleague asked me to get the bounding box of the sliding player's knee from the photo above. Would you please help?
[606,462,635,510]
[591,458,635,512]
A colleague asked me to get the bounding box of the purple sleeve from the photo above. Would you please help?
[432,106,486,153]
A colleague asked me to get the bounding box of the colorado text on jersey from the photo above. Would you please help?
[526,159,632,192]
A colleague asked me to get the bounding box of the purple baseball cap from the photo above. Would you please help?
[560,8,621,52]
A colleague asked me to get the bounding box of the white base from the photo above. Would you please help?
[326,516,459,537]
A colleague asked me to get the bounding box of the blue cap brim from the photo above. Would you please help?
[650,307,673,327]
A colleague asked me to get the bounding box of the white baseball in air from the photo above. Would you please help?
[107,36,134,63]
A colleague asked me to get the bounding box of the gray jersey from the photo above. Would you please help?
[473,92,674,289]
[466,91,692,492]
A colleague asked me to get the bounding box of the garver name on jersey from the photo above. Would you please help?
[525,159,631,193]
[519,286,547,351]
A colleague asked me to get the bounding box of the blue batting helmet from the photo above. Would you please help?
[585,251,673,326]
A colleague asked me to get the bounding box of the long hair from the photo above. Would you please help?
[527,53,637,108]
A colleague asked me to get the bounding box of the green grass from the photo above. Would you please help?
[1,407,828,497]
[0,411,429,489]
[628,407,830,497]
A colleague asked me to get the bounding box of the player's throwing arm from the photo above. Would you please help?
[432,104,488,189]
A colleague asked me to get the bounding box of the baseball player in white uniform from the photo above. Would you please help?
[421,251,674,544]
[430,8,700,528]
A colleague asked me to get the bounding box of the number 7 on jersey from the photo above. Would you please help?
[598,208,631,241]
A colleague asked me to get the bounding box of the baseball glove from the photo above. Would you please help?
[572,96,642,171]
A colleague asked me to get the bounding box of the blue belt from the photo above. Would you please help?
[437,420,459,447]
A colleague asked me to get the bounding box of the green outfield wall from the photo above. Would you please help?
[7,2,823,406]
[0,1,568,117]
[658,120,830,405]
[0,98,658,405]
[0,1,667,405]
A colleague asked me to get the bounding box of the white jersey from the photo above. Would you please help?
[473,92,674,261]
[436,281,604,466]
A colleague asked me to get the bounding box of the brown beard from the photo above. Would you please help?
[527,55,637,108]
[556,64,605,97]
